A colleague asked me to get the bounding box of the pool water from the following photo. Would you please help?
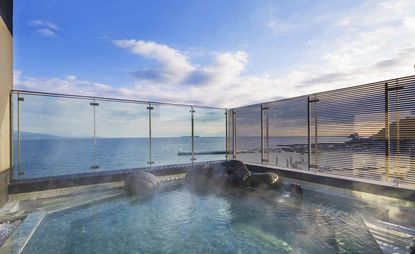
[22,184,381,254]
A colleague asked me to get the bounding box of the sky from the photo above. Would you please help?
[13,0,415,108]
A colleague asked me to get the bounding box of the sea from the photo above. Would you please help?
[14,137,226,180]
[13,136,415,186]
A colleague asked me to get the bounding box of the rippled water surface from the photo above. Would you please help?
[22,185,381,254]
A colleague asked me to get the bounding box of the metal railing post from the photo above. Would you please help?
[266,106,269,164]
[9,92,14,180]
[385,83,390,181]
[90,100,99,169]
[261,105,264,163]
[147,103,154,166]
[314,96,318,171]
[225,109,229,160]
[394,80,401,185]
[190,106,196,163]
[308,96,319,171]
[261,104,269,164]
[232,110,236,159]
[17,94,24,178]
[307,96,311,171]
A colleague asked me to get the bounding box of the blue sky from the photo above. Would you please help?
[13,0,415,107]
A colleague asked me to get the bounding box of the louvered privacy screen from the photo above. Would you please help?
[230,75,415,188]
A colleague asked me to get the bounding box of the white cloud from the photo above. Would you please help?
[17,0,415,108]
[29,19,60,37]
[30,20,59,30]
[113,39,195,84]
[14,71,115,96]
[268,19,296,31]
[35,28,55,37]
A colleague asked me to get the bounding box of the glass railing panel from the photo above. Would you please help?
[312,83,386,181]
[151,104,192,166]
[234,105,261,164]
[267,96,308,170]
[13,94,93,179]
[386,81,415,185]
[94,100,149,171]
[193,107,226,163]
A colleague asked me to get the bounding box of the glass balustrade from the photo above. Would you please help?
[10,74,415,188]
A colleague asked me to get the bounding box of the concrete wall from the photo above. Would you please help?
[0,0,13,207]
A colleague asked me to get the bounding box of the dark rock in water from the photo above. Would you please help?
[184,165,222,187]
[284,183,303,195]
[125,171,159,197]
[222,160,251,185]
[243,172,283,189]
[185,160,250,188]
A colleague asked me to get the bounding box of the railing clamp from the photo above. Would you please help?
[386,86,405,91]
[147,106,154,110]
[90,102,99,106]
[18,97,24,101]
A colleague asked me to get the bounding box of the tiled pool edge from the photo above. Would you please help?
[0,211,45,254]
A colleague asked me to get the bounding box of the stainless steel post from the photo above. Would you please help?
[191,106,196,162]
[225,109,229,160]
[90,100,99,169]
[307,96,310,171]
[17,94,23,178]
[9,92,14,179]
[147,103,154,166]
[232,110,236,159]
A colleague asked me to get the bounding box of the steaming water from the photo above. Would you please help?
[22,184,381,254]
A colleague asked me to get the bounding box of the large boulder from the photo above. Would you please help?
[125,171,159,197]
[185,160,250,188]
[281,183,303,199]
[242,172,283,189]
[184,165,222,187]
[222,160,251,185]
[284,183,303,195]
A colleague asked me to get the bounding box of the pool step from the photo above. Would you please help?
[365,219,415,254]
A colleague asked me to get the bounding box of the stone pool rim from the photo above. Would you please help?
[7,160,415,203]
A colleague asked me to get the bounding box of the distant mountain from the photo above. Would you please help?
[14,131,65,140]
